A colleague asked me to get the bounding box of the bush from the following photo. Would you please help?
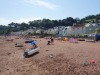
[77,34,85,38]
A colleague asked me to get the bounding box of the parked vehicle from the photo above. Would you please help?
[87,33,100,41]
[95,34,100,41]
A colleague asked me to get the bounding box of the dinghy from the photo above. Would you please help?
[6,39,13,42]
[15,43,23,47]
[23,47,39,57]
[25,40,33,43]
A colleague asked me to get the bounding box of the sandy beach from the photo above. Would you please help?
[0,36,100,75]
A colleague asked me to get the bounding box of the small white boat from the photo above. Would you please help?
[15,43,23,47]
[23,47,39,57]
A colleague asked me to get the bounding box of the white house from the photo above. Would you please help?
[44,27,58,35]
[84,23,100,34]
[35,30,41,34]
[50,26,83,36]
[65,26,73,35]
[65,23,100,36]
[64,24,85,36]
[72,24,85,35]
[12,31,24,35]
[55,26,67,36]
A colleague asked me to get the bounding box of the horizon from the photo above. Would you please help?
[0,0,100,25]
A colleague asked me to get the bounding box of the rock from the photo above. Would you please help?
[46,50,49,51]
[7,52,11,55]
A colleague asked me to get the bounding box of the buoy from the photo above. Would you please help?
[63,38,68,41]
[92,60,95,63]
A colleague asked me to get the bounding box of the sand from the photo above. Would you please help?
[0,36,100,75]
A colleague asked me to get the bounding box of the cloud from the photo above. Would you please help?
[14,17,42,23]
[0,17,42,25]
[25,0,58,10]
[0,18,11,25]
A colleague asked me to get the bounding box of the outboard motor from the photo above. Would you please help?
[23,49,29,57]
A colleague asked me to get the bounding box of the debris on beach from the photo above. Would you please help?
[84,60,88,66]
[49,54,54,58]
[46,50,49,51]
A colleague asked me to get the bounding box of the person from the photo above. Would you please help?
[50,37,54,44]
[31,40,37,49]
[47,38,51,45]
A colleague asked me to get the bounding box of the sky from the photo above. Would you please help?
[0,0,100,25]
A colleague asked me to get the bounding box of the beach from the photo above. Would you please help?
[0,36,100,75]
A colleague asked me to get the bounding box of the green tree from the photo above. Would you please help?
[20,22,29,31]
[96,14,100,23]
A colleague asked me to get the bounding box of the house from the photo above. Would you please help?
[72,24,85,35]
[65,23,100,36]
[64,24,85,36]
[12,31,24,35]
[65,26,73,35]
[44,27,58,35]
[55,26,68,36]
[84,23,100,34]
[49,26,80,36]
[35,30,41,34]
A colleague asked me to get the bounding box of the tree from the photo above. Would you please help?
[52,20,59,27]
[75,18,81,23]
[96,14,100,23]
[8,22,16,27]
[64,17,75,26]
[0,25,9,35]
[58,19,62,26]
[20,22,29,31]
[85,15,96,19]
[41,19,54,29]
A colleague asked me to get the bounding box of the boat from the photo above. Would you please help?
[23,47,39,57]
[25,40,33,43]
[15,43,23,47]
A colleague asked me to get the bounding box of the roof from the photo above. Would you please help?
[85,23,98,27]
[73,24,84,27]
